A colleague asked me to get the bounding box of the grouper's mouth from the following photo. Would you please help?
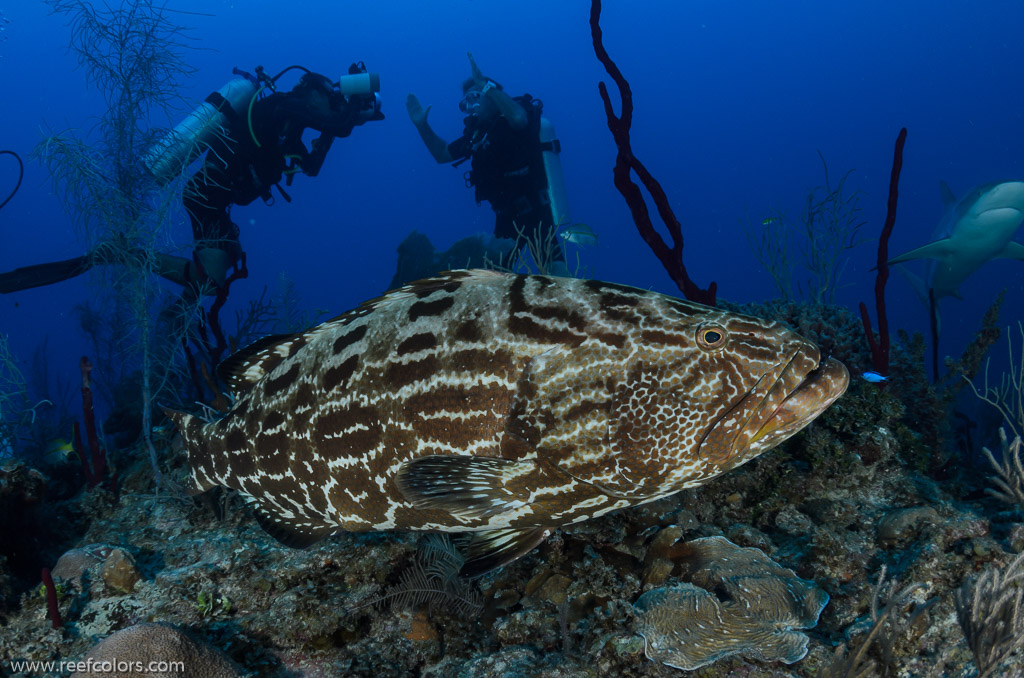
[701,350,849,465]
[745,356,849,449]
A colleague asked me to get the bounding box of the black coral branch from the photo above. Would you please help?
[364,534,483,616]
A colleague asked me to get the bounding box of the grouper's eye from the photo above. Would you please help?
[697,325,727,350]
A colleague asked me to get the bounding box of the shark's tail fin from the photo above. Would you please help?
[164,408,218,494]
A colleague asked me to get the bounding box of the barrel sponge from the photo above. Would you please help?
[634,536,829,670]
[71,623,242,678]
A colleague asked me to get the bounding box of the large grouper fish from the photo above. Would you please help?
[170,270,849,575]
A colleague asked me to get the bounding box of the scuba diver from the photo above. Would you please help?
[405,53,571,275]
[0,63,383,297]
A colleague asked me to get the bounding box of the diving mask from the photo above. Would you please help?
[459,90,482,113]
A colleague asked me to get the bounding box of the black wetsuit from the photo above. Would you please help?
[185,83,369,268]
[0,77,380,296]
[447,95,557,248]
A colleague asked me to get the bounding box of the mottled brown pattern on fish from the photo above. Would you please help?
[172,270,848,557]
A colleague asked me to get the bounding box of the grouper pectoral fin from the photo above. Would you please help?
[888,238,955,265]
[396,455,555,576]
[459,527,552,578]
[995,240,1024,261]
[395,455,537,520]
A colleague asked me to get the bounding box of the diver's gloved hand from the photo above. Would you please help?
[405,94,431,129]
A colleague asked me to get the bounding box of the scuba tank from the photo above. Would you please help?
[144,77,258,186]
[539,117,570,227]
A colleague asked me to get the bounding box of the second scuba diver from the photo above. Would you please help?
[406,53,570,275]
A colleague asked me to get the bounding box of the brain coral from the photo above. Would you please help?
[634,536,829,670]
[70,623,241,678]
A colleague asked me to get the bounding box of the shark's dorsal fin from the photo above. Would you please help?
[940,181,956,209]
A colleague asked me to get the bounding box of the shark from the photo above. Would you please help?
[888,181,1024,313]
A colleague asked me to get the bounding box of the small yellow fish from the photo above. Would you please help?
[44,438,76,464]
[762,216,780,227]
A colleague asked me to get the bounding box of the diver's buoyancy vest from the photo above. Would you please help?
[465,95,570,230]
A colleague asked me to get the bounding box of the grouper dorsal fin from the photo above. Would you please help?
[216,332,304,397]
[217,271,508,398]
[351,269,507,312]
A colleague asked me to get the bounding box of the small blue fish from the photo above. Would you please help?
[861,371,888,383]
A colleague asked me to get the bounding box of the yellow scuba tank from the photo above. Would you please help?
[144,77,258,185]
[539,117,570,227]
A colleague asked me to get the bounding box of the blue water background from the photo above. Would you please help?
[0,1,1021,429]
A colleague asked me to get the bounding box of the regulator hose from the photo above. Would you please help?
[0,149,23,210]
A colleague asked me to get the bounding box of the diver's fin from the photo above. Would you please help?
[395,455,536,520]
[995,241,1024,261]
[939,180,956,209]
[0,256,91,294]
[216,332,305,397]
[249,500,336,549]
[459,527,552,577]
[888,239,954,265]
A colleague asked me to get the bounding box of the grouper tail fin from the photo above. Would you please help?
[163,408,218,494]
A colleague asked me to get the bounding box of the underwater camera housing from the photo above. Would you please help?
[338,62,382,122]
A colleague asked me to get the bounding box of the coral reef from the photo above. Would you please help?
[982,429,1024,504]
[955,551,1024,678]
